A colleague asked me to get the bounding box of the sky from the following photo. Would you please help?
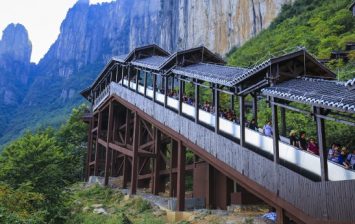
[0,0,114,63]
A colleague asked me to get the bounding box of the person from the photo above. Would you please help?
[307,138,319,155]
[263,121,273,137]
[330,148,344,165]
[289,130,298,147]
[248,119,258,131]
[298,131,307,151]
[328,143,340,160]
[344,149,355,170]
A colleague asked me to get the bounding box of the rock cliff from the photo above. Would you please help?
[0,0,292,146]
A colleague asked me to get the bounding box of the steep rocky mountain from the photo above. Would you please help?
[0,0,292,146]
[0,24,34,135]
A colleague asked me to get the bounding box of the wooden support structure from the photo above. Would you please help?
[316,107,328,181]
[271,98,280,164]
[195,82,199,123]
[280,107,286,137]
[86,118,93,180]
[153,128,161,195]
[239,95,245,147]
[179,79,183,114]
[94,112,102,176]
[252,93,258,122]
[176,140,186,211]
[214,88,219,133]
[130,112,139,195]
[104,102,114,186]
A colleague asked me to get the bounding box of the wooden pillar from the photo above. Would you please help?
[164,76,168,107]
[271,98,280,164]
[86,118,93,181]
[130,112,139,195]
[176,140,186,211]
[143,71,147,96]
[153,73,157,102]
[239,95,245,147]
[135,69,139,92]
[170,140,178,197]
[316,107,328,181]
[195,82,199,123]
[94,112,102,176]
[252,93,258,122]
[104,102,114,186]
[276,207,287,224]
[179,79,183,114]
[280,107,286,137]
[121,66,125,85]
[122,156,128,188]
[214,88,219,133]
[124,109,130,145]
[153,128,161,195]
[128,67,131,89]
[230,95,235,110]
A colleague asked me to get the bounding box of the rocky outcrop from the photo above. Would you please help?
[0,0,292,146]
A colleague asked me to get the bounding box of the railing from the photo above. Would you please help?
[93,84,111,110]
[96,80,355,181]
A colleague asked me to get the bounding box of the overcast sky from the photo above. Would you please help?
[0,0,114,63]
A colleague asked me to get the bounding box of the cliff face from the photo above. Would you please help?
[0,24,33,137]
[0,0,291,146]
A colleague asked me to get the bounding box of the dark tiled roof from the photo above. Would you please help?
[345,78,355,90]
[172,63,250,86]
[113,54,129,63]
[261,77,355,113]
[131,56,169,70]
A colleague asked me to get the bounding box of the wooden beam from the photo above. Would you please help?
[94,111,102,176]
[104,102,114,186]
[176,140,186,211]
[252,93,258,122]
[239,95,245,147]
[215,87,219,133]
[86,119,93,180]
[271,98,280,164]
[179,79,183,115]
[109,143,133,157]
[124,108,130,145]
[130,112,139,195]
[122,156,128,188]
[316,108,328,181]
[280,107,286,137]
[153,128,161,195]
[195,82,199,123]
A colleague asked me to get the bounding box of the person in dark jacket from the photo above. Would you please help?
[298,131,307,150]
[248,119,258,131]
[289,130,298,147]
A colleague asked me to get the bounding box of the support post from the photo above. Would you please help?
[86,118,93,181]
[153,128,161,195]
[179,79,183,114]
[316,107,328,181]
[164,76,168,107]
[239,95,245,147]
[230,95,235,110]
[214,88,219,133]
[122,156,128,188]
[144,71,148,96]
[104,102,114,186]
[280,107,286,137]
[195,82,199,123]
[135,70,139,92]
[252,93,258,122]
[271,98,280,164]
[130,112,139,195]
[170,140,178,197]
[153,73,157,102]
[94,112,102,176]
[176,140,186,211]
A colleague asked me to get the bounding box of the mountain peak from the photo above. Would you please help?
[0,23,32,62]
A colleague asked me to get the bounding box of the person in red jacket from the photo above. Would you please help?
[307,137,319,155]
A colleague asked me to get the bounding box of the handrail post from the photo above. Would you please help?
[144,71,147,97]
[316,107,328,181]
[179,79,183,115]
[195,81,199,123]
[239,95,245,147]
[214,86,219,133]
[164,76,168,107]
[271,98,280,164]
[153,73,157,102]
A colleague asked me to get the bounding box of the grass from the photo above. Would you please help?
[66,183,165,224]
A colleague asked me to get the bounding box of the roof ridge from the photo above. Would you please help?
[300,77,345,86]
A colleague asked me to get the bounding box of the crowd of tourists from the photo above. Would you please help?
[262,123,355,170]
[165,91,355,171]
